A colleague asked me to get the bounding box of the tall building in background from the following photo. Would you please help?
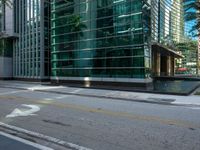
[171,0,184,43]
[158,0,173,44]
[154,0,184,45]
[12,0,51,80]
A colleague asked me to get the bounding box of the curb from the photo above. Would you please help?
[0,85,175,105]
[1,85,200,107]
[0,122,92,150]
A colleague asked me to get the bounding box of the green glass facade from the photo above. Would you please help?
[51,0,151,79]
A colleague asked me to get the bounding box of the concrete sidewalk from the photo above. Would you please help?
[0,80,200,106]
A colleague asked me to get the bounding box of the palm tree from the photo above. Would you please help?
[183,0,200,36]
[62,14,87,50]
[69,15,87,39]
[62,0,86,39]
[183,0,200,75]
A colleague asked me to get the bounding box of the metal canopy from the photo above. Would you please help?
[152,43,184,58]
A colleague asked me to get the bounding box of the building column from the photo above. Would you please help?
[166,55,171,76]
[40,0,45,79]
[156,52,161,76]
[171,56,175,76]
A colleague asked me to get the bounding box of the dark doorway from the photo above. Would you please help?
[160,56,167,76]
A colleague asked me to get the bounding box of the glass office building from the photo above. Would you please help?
[51,0,152,84]
[1,0,198,85]
[12,0,50,80]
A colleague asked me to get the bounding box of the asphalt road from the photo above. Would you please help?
[0,133,40,150]
[0,87,200,150]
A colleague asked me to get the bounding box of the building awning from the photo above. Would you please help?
[152,43,184,58]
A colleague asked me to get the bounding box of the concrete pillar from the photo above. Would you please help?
[172,56,175,76]
[166,55,171,76]
[152,50,155,76]
[156,52,161,76]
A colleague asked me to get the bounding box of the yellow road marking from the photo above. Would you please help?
[0,95,199,129]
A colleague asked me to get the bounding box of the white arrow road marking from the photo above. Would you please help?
[6,104,40,118]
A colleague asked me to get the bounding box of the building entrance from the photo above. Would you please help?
[152,43,183,77]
